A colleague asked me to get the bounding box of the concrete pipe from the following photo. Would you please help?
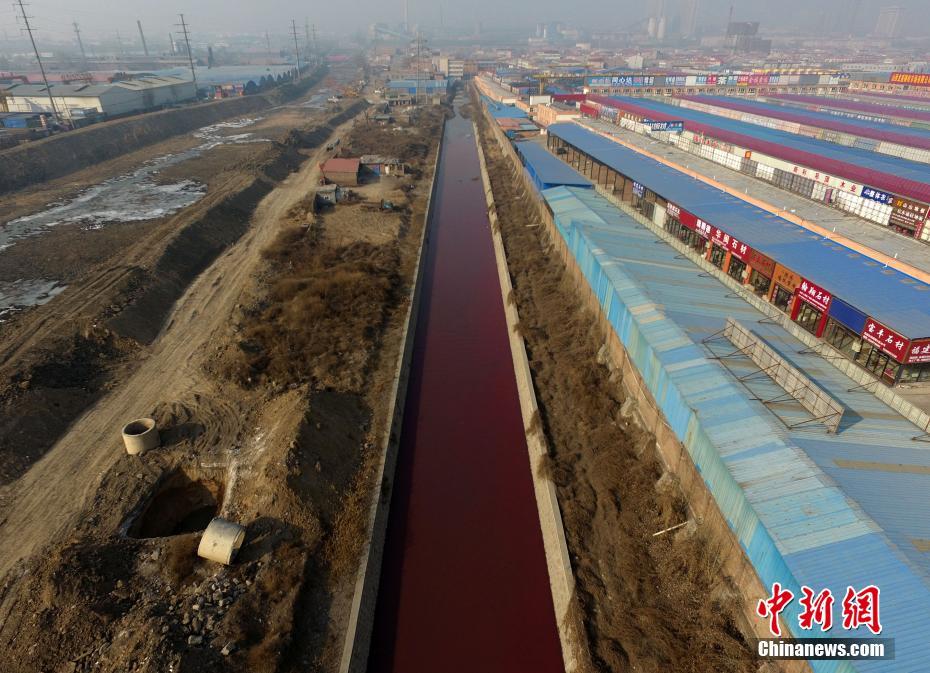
[122,418,160,455]
[198,518,246,565]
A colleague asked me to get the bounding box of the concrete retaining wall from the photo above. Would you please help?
[474,121,580,673]
[337,115,446,673]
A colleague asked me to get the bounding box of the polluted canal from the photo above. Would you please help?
[368,101,563,672]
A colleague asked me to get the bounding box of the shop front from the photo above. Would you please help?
[900,339,930,384]
[746,248,775,298]
[823,297,867,361]
[769,264,801,314]
[791,278,832,337]
[858,318,909,385]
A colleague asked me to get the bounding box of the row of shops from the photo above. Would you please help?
[545,124,930,387]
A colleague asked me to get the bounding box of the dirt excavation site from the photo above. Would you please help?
[0,62,448,672]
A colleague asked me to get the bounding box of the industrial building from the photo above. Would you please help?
[485,97,930,670]
[580,95,930,243]
[545,122,930,386]
[0,75,196,121]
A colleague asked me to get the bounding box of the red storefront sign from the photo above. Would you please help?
[796,278,832,312]
[861,318,909,363]
[907,339,930,364]
[746,248,775,276]
[709,227,750,261]
[890,72,930,87]
[694,218,712,238]
[670,202,699,231]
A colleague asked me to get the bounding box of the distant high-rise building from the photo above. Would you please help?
[681,0,698,37]
[657,15,667,40]
[875,6,902,38]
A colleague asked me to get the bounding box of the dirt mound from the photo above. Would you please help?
[108,178,273,345]
[475,94,755,672]
[227,222,401,391]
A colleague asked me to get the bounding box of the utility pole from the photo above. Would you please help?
[15,0,59,123]
[311,24,318,65]
[290,19,301,80]
[414,31,422,106]
[176,14,198,98]
[137,20,149,57]
[73,21,88,70]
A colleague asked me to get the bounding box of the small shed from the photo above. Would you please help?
[321,157,361,186]
[360,155,406,176]
[315,184,346,207]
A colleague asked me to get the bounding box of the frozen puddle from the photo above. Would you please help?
[0,116,269,252]
[0,279,67,322]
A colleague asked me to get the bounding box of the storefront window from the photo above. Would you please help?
[692,235,708,255]
[709,244,727,269]
[749,269,771,297]
[900,363,930,383]
[855,343,900,385]
[772,285,793,313]
[728,257,747,283]
[823,319,862,360]
[795,302,823,335]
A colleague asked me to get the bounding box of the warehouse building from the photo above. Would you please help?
[541,183,930,673]
[581,95,930,243]
[546,122,930,386]
[1,75,195,121]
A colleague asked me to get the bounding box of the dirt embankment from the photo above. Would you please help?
[474,97,756,672]
[0,100,367,488]
[0,67,327,196]
[0,104,446,673]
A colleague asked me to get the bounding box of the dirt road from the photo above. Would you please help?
[0,112,363,583]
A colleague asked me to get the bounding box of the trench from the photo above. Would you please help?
[367,103,563,671]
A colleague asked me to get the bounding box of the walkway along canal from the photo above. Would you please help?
[367,104,564,672]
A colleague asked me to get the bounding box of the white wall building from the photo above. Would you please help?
[1,76,196,120]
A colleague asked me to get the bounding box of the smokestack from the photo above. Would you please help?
[137,20,149,57]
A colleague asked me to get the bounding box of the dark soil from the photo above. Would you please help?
[475,93,756,673]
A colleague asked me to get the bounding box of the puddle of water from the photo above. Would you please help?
[0,116,268,252]
[0,279,67,323]
[0,115,269,316]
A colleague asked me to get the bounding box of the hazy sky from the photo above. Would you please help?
[2,0,930,42]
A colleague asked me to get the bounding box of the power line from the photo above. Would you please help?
[290,19,301,80]
[14,0,60,123]
[175,13,198,97]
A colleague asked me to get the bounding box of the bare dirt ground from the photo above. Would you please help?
[473,97,757,673]
[0,67,445,671]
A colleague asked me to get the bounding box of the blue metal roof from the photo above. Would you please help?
[609,96,930,188]
[544,184,930,671]
[480,95,528,118]
[547,122,930,340]
[515,141,592,192]
[700,96,930,143]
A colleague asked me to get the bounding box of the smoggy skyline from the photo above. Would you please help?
[2,0,930,43]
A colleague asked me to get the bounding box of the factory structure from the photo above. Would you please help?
[0,75,196,122]
[475,68,930,669]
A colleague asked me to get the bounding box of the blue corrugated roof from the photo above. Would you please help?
[515,141,592,191]
[610,96,930,187]
[482,96,528,119]
[702,96,930,142]
[544,184,930,671]
[547,122,930,340]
